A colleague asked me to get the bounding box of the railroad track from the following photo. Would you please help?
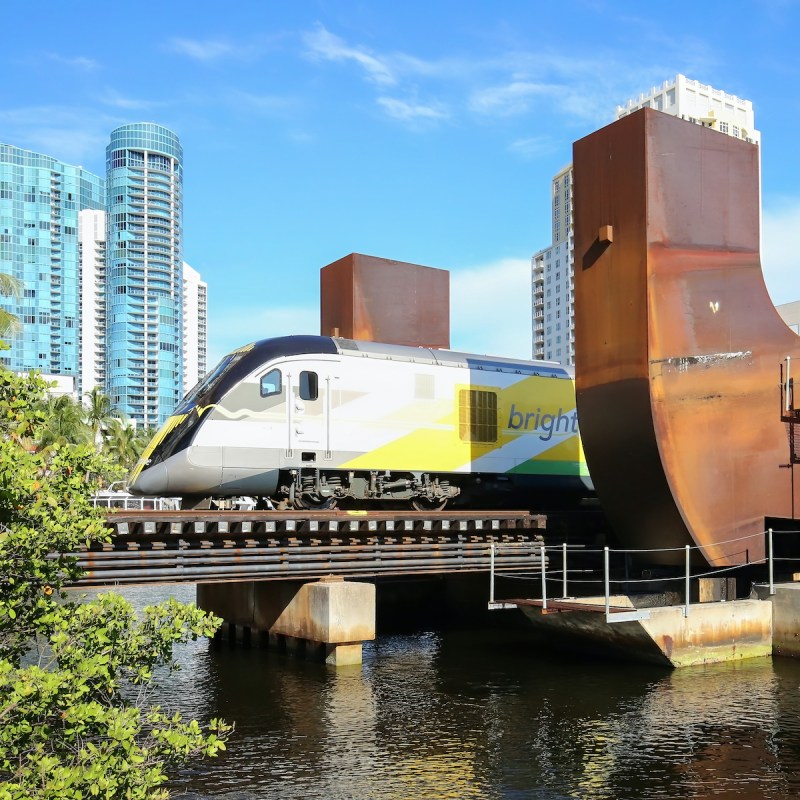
[72,509,546,586]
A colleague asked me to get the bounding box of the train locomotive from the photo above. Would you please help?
[128,335,593,511]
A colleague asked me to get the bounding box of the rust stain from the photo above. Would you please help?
[574,109,798,567]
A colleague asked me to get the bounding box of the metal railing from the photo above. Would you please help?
[91,494,181,511]
[490,527,783,624]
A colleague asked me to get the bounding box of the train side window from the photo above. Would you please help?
[299,371,318,401]
[458,389,497,443]
[260,368,282,397]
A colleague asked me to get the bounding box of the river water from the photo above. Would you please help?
[112,585,800,799]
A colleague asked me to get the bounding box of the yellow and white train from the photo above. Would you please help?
[129,336,592,510]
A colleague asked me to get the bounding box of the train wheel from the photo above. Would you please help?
[294,494,338,511]
[410,496,448,512]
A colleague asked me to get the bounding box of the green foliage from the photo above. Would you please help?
[0,368,231,799]
[0,274,22,337]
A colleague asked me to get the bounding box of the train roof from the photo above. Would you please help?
[177,335,572,416]
[332,337,572,378]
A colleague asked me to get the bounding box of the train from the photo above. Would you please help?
[128,335,593,511]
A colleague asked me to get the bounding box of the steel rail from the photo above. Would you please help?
[72,509,544,586]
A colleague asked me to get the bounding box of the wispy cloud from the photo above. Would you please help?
[304,24,396,86]
[168,37,241,62]
[0,105,119,167]
[508,136,556,160]
[469,80,553,117]
[300,25,664,129]
[376,97,449,124]
[450,257,532,359]
[46,53,100,71]
[98,89,165,111]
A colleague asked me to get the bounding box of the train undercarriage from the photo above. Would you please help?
[277,467,461,511]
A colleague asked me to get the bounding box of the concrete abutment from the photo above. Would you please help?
[197,576,375,667]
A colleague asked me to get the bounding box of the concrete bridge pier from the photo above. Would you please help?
[197,576,375,666]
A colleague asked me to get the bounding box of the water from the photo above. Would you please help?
[107,585,800,799]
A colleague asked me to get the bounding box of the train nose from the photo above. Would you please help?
[129,461,169,495]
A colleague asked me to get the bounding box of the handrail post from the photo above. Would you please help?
[769,528,775,596]
[604,546,610,620]
[684,545,691,618]
[540,545,547,611]
[489,542,495,604]
[562,542,568,599]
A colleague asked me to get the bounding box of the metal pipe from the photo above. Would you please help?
[489,542,495,604]
[78,541,544,564]
[562,542,568,599]
[769,527,775,595]
[604,546,610,620]
[76,559,544,585]
[787,358,792,413]
[684,545,691,618]
[77,550,544,576]
[540,545,547,611]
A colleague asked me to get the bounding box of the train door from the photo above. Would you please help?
[285,362,333,460]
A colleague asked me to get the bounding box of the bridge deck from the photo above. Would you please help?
[74,509,545,587]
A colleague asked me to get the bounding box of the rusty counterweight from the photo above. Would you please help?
[573,108,799,566]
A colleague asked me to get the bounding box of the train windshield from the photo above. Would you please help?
[180,349,249,408]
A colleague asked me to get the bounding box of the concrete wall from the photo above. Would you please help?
[518,597,773,668]
[197,577,375,666]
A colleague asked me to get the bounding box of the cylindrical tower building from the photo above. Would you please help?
[105,123,183,428]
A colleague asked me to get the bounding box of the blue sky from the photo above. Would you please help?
[4,0,800,364]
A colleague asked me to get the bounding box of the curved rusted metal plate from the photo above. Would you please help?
[573,108,799,566]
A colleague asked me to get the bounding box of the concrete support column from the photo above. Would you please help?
[197,576,375,666]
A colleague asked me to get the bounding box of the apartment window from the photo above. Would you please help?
[720,122,729,134]
[458,389,497,443]
[733,126,740,138]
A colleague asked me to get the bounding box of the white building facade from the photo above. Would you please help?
[78,212,209,408]
[532,75,760,364]
[532,165,574,363]
[78,209,107,398]
[182,261,208,393]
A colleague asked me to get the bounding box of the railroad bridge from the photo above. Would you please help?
[75,509,545,666]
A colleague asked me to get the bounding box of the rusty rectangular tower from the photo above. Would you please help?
[320,253,449,348]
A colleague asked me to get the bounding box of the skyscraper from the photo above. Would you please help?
[182,261,208,393]
[105,123,184,428]
[78,209,107,396]
[0,144,104,377]
[532,75,760,364]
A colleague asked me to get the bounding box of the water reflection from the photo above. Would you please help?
[108,587,800,799]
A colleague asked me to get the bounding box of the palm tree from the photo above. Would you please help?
[84,386,114,449]
[37,395,92,452]
[103,417,142,472]
[0,273,22,337]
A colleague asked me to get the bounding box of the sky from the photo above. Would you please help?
[3,0,800,365]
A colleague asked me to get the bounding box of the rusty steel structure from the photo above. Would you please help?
[73,509,544,587]
[573,108,800,567]
[320,252,450,348]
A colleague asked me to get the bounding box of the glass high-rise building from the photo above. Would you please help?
[0,144,104,376]
[106,123,184,428]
